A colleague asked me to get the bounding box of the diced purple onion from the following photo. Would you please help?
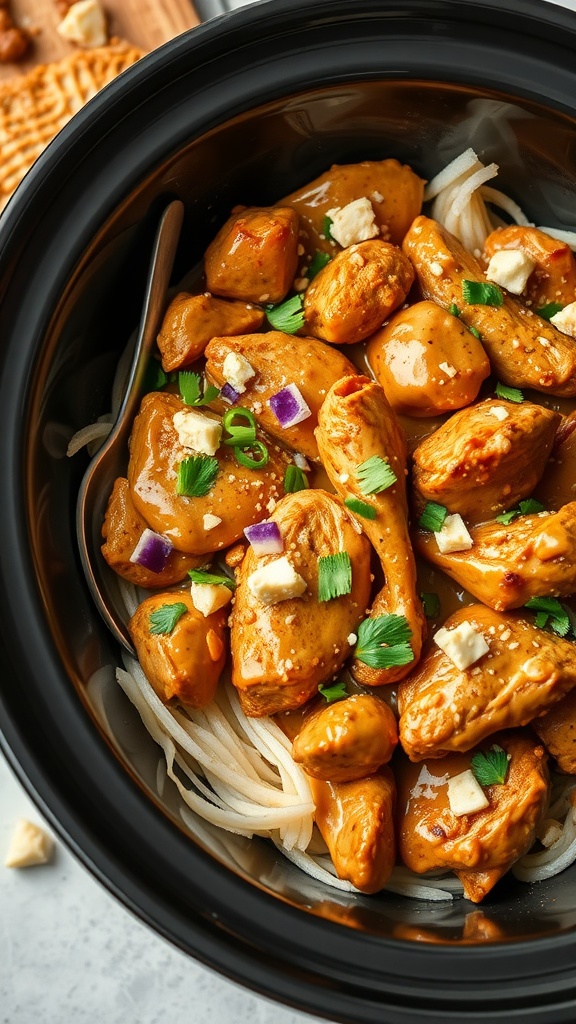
[268,383,312,428]
[220,382,240,405]
[129,529,173,573]
[243,520,284,556]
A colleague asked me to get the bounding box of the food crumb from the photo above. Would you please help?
[4,819,53,868]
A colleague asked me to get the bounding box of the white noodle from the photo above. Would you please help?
[480,185,531,225]
[66,419,112,457]
[424,148,481,200]
[449,163,499,217]
[513,792,576,883]
[536,225,576,250]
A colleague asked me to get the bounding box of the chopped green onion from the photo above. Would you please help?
[284,465,309,493]
[143,359,168,392]
[224,426,256,448]
[234,441,269,469]
[495,498,545,525]
[462,280,504,307]
[317,552,352,603]
[354,614,414,669]
[188,569,236,590]
[322,215,334,241]
[470,745,509,787]
[357,455,397,495]
[223,407,257,436]
[449,303,461,318]
[495,382,524,402]
[418,501,448,533]
[179,370,219,407]
[149,602,188,635]
[525,596,571,637]
[469,325,482,340]
[421,592,441,619]
[307,250,331,281]
[176,455,219,497]
[344,497,377,520]
[265,294,305,334]
[536,302,564,321]
[318,679,348,703]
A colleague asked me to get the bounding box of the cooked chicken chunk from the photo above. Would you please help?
[316,375,426,685]
[101,477,204,586]
[412,399,560,523]
[367,299,490,417]
[303,240,414,345]
[396,731,549,902]
[204,331,355,461]
[484,225,576,309]
[231,489,371,716]
[398,605,576,760]
[534,411,576,510]
[129,591,227,707]
[533,688,576,773]
[415,502,576,611]
[156,292,264,372]
[204,206,299,304]
[291,694,398,783]
[403,216,576,397]
[127,391,289,555]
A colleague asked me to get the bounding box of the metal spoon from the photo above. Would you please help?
[76,199,184,654]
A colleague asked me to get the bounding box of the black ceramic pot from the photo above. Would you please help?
[2,1,576,1021]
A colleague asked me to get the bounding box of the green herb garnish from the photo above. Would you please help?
[317,552,352,603]
[344,497,377,520]
[222,407,257,444]
[318,679,348,703]
[284,465,309,493]
[418,501,448,533]
[265,294,305,334]
[234,441,269,469]
[525,596,571,637]
[179,370,219,407]
[322,215,334,241]
[307,250,331,281]
[176,455,219,497]
[143,359,168,392]
[469,325,482,340]
[354,614,414,669]
[449,302,461,317]
[357,455,397,495]
[421,592,441,619]
[462,280,504,307]
[149,602,188,635]
[188,569,236,591]
[495,498,545,525]
[536,302,564,321]
[495,382,524,402]
[470,744,509,787]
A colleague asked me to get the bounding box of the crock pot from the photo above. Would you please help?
[2,1,576,1021]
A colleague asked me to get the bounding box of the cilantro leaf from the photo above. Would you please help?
[318,679,348,703]
[307,250,331,281]
[322,215,334,241]
[357,455,397,495]
[188,569,236,590]
[495,381,524,402]
[470,744,509,786]
[149,602,188,635]
[265,294,305,334]
[284,465,309,493]
[344,497,377,520]
[176,455,219,497]
[179,371,219,407]
[536,302,564,321]
[354,614,414,669]
[421,592,441,619]
[418,501,448,533]
[449,303,461,318]
[462,280,504,307]
[469,325,482,340]
[317,552,352,603]
[525,596,571,637]
[495,498,545,525]
[143,359,168,393]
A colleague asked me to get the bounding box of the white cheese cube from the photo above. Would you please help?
[326,198,379,248]
[5,819,53,868]
[550,301,576,338]
[190,582,232,617]
[434,513,473,554]
[487,405,509,421]
[434,621,490,670]
[485,249,535,295]
[247,556,307,606]
[447,770,489,816]
[173,409,222,456]
[57,0,107,47]
[222,351,256,393]
[203,513,222,531]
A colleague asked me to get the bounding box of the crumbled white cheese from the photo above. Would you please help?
[447,770,489,816]
[222,351,256,393]
[550,301,576,338]
[429,261,444,277]
[370,190,384,203]
[293,453,310,471]
[326,198,379,248]
[438,361,457,378]
[485,249,535,295]
[434,621,490,670]
[434,513,473,554]
[247,556,306,606]
[487,405,509,421]
[57,0,107,47]
[347,632,357,646]
[173,409,222,456]
[5,819,53,868]
[203,513,222,531]
[190,582,232,617]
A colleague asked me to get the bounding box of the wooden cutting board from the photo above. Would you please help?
[0,0,200,79]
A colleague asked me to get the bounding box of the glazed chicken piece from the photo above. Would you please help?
[291,693,398,783]
[398,605,576,760]
[411,399,560,523]
[316,375,426,685]
[127,391,290,555]
[101,477,204,586]
[156,292,264,372]
[129,591,227,707]
[281,158,424,261]
[415,502,576,611]
[204,330,355,461]
[231,489,372,716]
[367,299,490,417]
[204,206,299,304]
[534,411,576,510]
[403,215,576,397]
[303,239,414,346]
[533,688,576,773]
[396,731,550,902]
[483,225,576,309]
